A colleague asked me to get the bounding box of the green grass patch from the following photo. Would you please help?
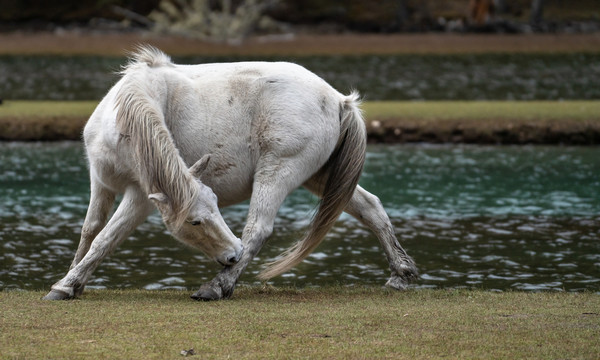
[1,100,599,142]
[0,100,97,119]
[1,288,599,359]
[2,100,599,121]
[362,100,600,122]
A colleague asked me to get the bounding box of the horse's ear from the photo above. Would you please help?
[149,193,169,205]
[189,154,211,178]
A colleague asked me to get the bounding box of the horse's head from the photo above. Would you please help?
[149,155,243,266]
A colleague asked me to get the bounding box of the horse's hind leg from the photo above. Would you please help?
[70,179,116,270]
[304,180,418,289]
[43,186,153,300]
[345,185,418,289]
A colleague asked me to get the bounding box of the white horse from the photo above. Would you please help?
[44,45,417,301]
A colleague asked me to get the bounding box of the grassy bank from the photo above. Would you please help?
[1,100,599,143]
[363,100,600,144]
[0,101,94,141]
[1,287,598,359]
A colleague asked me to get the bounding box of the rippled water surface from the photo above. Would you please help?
[2,53,600,100]
[1,143,599,292]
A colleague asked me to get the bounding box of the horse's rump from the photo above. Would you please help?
[258,91,367,280]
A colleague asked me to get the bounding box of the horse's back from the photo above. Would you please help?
[164,61,345,185]
[85,55,348,204]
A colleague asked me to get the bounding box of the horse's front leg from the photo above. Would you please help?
[192,180,289,301]
[43,186,153,300]
[70,179,116,270]
[191,219,272,300]
[345,186,418,289]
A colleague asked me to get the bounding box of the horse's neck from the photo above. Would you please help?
[115,77,198,226]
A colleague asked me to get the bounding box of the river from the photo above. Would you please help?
[1,142,598,292]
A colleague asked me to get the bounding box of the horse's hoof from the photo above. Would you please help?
[385,275,409,291]
[42,289,73,300]
[191,286,223,301]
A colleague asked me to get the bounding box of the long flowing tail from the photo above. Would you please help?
[258,91,367,280]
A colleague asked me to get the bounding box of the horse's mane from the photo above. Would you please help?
[120,44,173,73]
[115,45,197,227]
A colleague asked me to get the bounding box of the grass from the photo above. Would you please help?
[361,101,600,143]
[1,100,600,142]
[0,101,97,118]
[362,100,600,122]
[1,287,599,359]
[0,101,94,140]
[3,100,600,120]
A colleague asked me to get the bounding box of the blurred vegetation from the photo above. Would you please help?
[1,0,598,35]
[147,0,283,43]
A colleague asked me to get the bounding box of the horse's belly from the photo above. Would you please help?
[201,156,255,207]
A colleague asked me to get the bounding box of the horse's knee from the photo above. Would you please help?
[256,223,274,244]
[243,220,274,251]
[81,222,101,241]
[362,191,385,212]
[352,192,390,231]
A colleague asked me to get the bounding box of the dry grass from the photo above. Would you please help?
[1,287,599,359]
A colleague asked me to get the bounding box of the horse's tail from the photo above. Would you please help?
[258,91,367,280]
[114,45,197,228]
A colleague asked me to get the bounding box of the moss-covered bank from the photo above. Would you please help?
[1,100,599,144]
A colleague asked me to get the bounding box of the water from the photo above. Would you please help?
[2,53,600,100]
[1,142,599,292]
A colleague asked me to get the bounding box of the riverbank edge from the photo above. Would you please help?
[2,100,600,144]
[1,287,599,359]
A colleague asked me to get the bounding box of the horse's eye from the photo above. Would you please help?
[187,220,202,226]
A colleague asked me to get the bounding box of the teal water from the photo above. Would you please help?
[2,53,600,100]
[1,143,599,292]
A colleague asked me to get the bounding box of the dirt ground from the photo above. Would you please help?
[1,31,600,56]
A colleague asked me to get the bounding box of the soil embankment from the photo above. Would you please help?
[365,118,600,145]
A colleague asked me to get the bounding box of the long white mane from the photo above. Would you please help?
[114,46,197,227]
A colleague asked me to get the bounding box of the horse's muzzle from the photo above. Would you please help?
[218,245,243,266]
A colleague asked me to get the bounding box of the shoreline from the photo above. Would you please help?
[2,116,600,145]
[2,101,600,144]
